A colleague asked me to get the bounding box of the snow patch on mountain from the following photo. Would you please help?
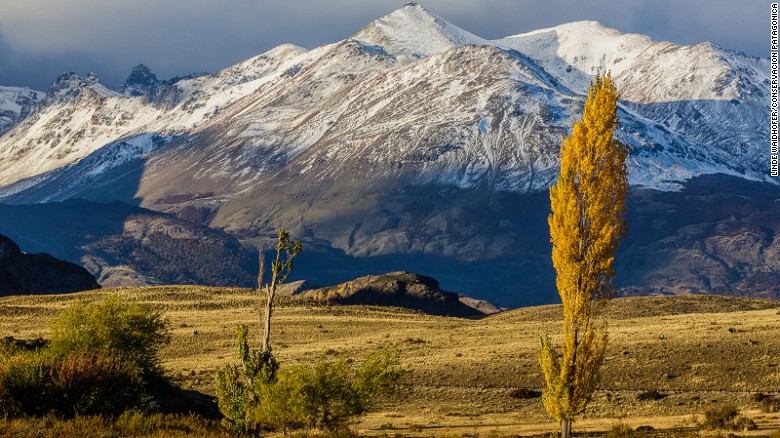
[82,134,176,177]
[497,21,655,93]
[0,86,44,135]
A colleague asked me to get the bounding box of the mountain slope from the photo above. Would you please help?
[0,86,43,136]
[0,4,774,306]
[0,200,258,288]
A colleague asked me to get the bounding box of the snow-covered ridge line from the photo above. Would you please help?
[0,1,771,204]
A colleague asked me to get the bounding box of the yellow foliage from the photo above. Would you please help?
[539,73,628,425]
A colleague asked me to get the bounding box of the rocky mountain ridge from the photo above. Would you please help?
[0,234,100,295]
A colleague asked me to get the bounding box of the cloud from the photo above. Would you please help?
[0,0,767,90]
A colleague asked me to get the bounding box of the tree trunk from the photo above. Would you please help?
[561,418,572,438]
[261,284,273,352]
[258,251,268,351]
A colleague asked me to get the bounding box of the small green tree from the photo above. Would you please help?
[287,349,400,430]
[216,228,301,432]
[216,228,400,433]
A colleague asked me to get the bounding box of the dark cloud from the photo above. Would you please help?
[0,1,767,90]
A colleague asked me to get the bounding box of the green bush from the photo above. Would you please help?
[0,297,169,418]
[49,296,169,382]
[215,324,280,432]
[700,404,757,431]
[0,348,52,417]
[49,350,146,416]
[0,348,150,418]
[216,326,400,432]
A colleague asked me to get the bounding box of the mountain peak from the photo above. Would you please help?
[351,3,485,59]
[45,72,111,102]
[129,63,155,78]
[496,20,657,92]
[557,20,613,32]
[83,72,101,85]
[118,64,160,96]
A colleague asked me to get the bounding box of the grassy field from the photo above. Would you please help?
[2,286,780,436]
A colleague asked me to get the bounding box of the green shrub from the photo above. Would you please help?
[700,404,757,431]
[49,350,148,416]
[49,296,169,382]
[0,297,169,418]
[0,348,148,418]
[235,324,279,385]
[250,365,308,430]
[289,358,369,429]
[0,348,52,417]
[216,326,400,432]
[215,324,280,432]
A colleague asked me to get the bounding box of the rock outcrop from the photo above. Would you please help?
[0,234,100,295]
[297,271,486,317]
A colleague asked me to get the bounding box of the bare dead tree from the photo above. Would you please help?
[259,228,302,352]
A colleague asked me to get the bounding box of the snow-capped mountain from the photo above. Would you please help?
[0,86,44,136]
[0,3,768,197]
[0,3,775,304]
[497,21,769,186]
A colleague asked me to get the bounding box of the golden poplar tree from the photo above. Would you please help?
[539,73,628,438]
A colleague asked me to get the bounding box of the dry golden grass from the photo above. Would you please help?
[2,287,780,436]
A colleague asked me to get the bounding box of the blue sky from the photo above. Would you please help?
[0,0,768,90]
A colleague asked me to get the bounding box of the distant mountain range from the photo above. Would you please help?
[0,3,775,306]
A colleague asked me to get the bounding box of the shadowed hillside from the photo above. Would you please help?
[0,234,99,295]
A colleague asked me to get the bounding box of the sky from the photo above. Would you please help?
[0,0,768,91]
